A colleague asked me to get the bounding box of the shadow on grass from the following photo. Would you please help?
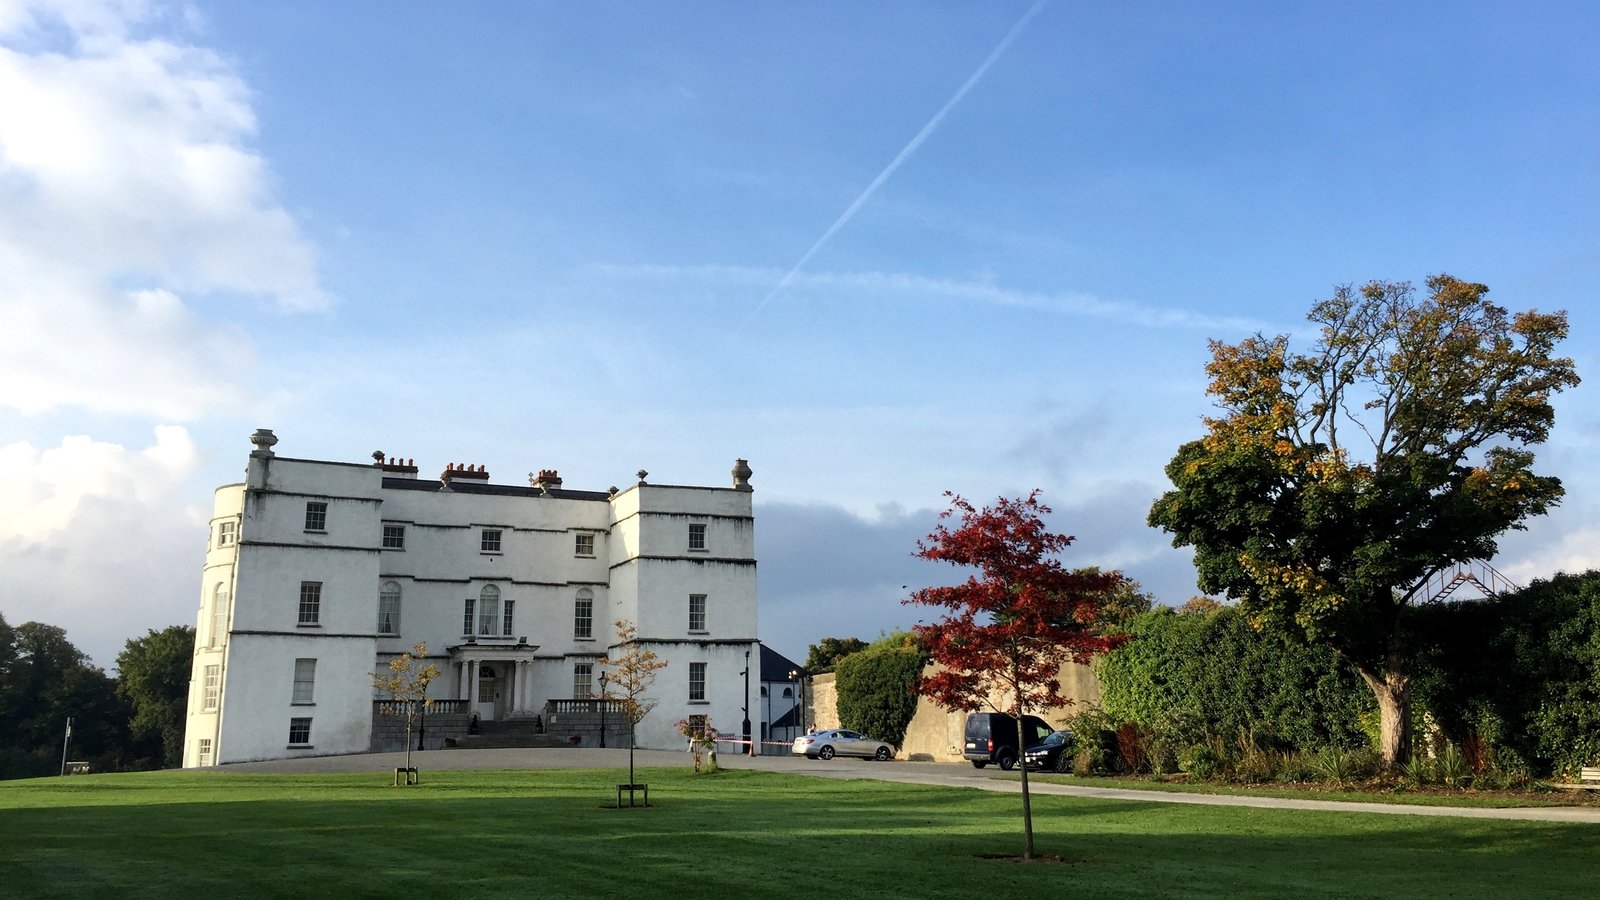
[4,769,1598,899]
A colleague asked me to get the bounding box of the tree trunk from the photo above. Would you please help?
[1356,655,1411,770]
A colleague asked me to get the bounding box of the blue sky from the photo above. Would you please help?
[2,0,1597,669]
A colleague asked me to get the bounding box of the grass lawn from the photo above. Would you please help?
[3,766,1597,899]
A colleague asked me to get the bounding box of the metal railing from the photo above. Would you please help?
[1412,560,1520,603]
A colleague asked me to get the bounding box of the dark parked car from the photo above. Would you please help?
[1022,729,1075,772]
[963,712,1052,770]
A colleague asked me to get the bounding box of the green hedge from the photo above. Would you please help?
[1098,606,1372,752]
[834,633,925,748]
[1412,570,1600,776]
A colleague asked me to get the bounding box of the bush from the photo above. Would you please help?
[1099,607,1372,755]
[834,633,926,748]
[1179,743,1223,781]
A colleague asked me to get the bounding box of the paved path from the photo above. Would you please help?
[221,748,1600,824]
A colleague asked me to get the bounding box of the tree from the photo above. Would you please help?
[1149,276,1579,768]
[906,491,1124,860]
[1076,567,1155,634]
[599,620,668,791]
[0,620,129,779]
[371,642,440,776]
[834,632,925,748]
[803,637,869,674]
[116,626,196,769]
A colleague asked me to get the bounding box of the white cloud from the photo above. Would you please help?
[0,426,203,667]
[0,0,323,419]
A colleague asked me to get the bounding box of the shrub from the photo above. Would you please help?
[834,633,925,748]
[1179,743,1223,781]
[1115,723,1149,774]
[1437,743,1469,790]
[1098,607,1372,755]
[1276,751,1320,783]
[1315,746,1355,785]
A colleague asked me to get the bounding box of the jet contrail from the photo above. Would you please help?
[743,0,1051,327]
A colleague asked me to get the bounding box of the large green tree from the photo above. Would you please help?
[0,619,129,778]
[803,637,869,674]
[116,625,196,769]
[1149,276,1578,767]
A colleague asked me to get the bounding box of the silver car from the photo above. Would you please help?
[791,729,894,761]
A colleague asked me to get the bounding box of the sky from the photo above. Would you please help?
[2,0,1597,671]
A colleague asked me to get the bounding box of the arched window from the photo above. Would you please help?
[782,687,794,699]
[574,588,594,639]
[211,584,230,648]
[478,585,500,635]
[760,686,768,697]
[378,582,401,635]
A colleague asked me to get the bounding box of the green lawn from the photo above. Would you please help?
[2,767,1596,899]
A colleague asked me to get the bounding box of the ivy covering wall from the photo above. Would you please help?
[834,633,925,748]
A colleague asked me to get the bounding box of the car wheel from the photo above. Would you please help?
[998,750,1017,771]
[874,746,891,761]
[971,760,987,769]
[1054,752,1071,774]
[818,745,835,760]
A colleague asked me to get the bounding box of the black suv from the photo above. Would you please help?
[963,712,1052,770]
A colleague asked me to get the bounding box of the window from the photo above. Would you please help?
[288,717,312,746]
[196,738,212,767]
[378,582,401,635]
[689,661,707,702]
[689,594,707,632]
[688,523,707,551]
[481,528,502,553]
[573,663,593,699]
[760,685,768,697]
[478,585,499,635]
[202,664,220,711]
[298,582,322,626]
[686,713,709,738]
[382,524,406,550]
[211,584,230,649]
[462,598,475,635]
[216,520,236,548]
[574,532,595,557]
[782,687,794,699]
[574,588,593,639]
[503,599,515,637]
[304,501,327,533]
[292,658,317,705]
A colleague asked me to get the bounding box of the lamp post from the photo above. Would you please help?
[787,669,799,742]
[598,671,608,749]
[741,648,753,757]
[59,717,74,776]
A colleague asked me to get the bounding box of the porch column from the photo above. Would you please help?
[516,660,530,714]
[467,659,480,708]
[457,660,468,701]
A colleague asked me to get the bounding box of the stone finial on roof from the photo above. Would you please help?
[732,458,753,492]
[249,428,278,456]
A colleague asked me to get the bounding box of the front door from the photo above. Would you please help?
[477,664,499,722]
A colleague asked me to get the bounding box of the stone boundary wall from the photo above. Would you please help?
[809,661,1102,763]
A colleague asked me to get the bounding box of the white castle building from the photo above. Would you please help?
[183,429,759,766]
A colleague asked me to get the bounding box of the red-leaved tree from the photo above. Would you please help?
[907,491,1126,860]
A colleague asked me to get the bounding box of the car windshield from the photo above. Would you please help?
[1042,731,1069,745]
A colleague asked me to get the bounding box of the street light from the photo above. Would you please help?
[598,671,608,749]
[741,648,753,757]
[788,668,805,741]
